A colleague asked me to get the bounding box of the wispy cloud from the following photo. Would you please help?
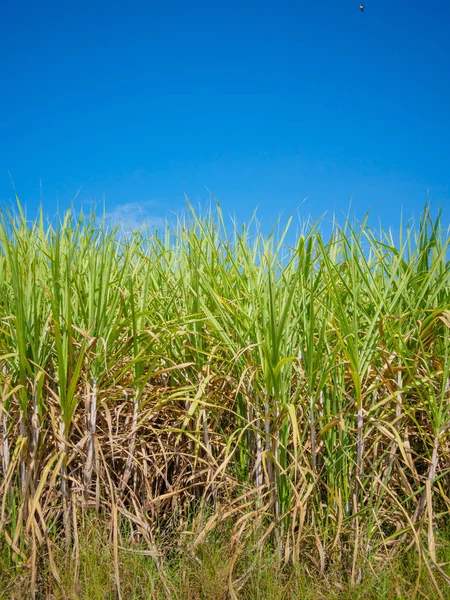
[102,201,166,233]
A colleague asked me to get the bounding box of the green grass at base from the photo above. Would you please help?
[1,518,449,600]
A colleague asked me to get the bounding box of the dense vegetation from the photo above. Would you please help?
[0,201,449,598]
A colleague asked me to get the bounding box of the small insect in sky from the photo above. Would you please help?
[360,3,365,11]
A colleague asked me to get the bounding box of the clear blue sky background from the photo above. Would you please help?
[1,0,449,232]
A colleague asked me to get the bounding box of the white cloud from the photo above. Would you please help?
[102,201,166,233]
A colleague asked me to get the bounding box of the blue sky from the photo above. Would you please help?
[1,0,449,232]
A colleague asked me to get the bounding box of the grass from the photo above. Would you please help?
[0,199,449,598]
[1,515,450,599]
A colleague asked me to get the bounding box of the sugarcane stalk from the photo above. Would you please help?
[310,396,316,471]
[353,406,364,516]
[60,420,71,543]
[1,409,10,478]
[264,400,273,487]
[413,433,440,523]
[121,389,139,491]
[84,378,98,498]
